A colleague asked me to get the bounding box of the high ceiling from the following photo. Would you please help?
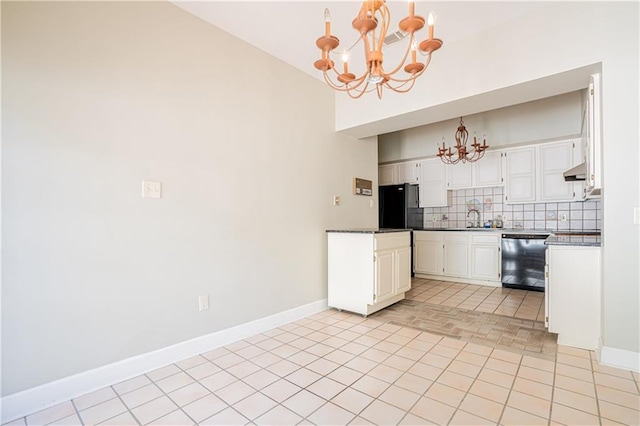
[172,1,549,83]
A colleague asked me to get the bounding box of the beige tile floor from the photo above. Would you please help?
[6,285,640,426]
[406,279,546,322]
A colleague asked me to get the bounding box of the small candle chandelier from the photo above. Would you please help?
[437,117,488,164]
[313,1,443,99]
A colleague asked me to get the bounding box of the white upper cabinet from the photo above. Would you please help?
[473,151,503,187]
[418,158,451,207]
[447,162,472,189]
[378,164,398,186]
[379,161,420,185]
[504,140,582,204]
[397,161,420,184]
[585,73,602,198]
[539,140,582,201]
[447,150,503,189]
[504,147,536,203]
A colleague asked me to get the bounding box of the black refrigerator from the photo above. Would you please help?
[379,183,423,276]
[379,183,424,229]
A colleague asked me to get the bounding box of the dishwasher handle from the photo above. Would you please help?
[502,233,550,240]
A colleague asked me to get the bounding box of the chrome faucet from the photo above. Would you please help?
[467,209,481,228]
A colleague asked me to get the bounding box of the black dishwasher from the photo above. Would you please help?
[501,233,549,292]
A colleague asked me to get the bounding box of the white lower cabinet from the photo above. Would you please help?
[414,231,501,285]
[470,234,501,281]
[413,231,443,276]
[547,245,601,350]
[328,231,411,316]
[443,233,469,278]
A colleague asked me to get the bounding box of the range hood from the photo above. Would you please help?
[563,162,587,181]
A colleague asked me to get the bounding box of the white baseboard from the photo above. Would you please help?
[414,273,501,287]
[598,342,640,373]
[1,299,328,423]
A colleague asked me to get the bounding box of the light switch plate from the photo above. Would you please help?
[333,195,340,206]
[198,295,209,311]
[634,207,640,225]
[142,180,162,198]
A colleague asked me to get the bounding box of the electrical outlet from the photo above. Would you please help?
[333,195,340,206]
[198,295,209,311]
[432,216,437,222]
[560,213,568,222]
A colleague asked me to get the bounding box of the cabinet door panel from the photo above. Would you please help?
[414,240,442,275]
[418,159,450,207]
[443,242,469,278]
[470,244,500,281]
[539,142,577,201]
[586,73,602,194]
[379,165,397,186]
[505,148,536,203]
[396,246,412,293]
[398,162,419,184]
[548,246,600,349]
[447,162,472,189]
[375,249,395,303]
[474,151,503,187]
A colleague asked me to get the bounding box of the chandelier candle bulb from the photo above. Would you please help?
[428,12,435,39]
[324,8,331,37]
[342,53,349,73]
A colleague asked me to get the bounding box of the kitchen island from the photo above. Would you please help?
[326,229,411,316]
[544,232,602,350]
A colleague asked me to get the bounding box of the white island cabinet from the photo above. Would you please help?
[546,243,601,350]
[327,230,411,316]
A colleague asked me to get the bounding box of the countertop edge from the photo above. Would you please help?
[326,229,411,234]
[544,235,602,247]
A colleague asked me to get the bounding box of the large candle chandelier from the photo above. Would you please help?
[313,0,443,99]
[437,117,489,164]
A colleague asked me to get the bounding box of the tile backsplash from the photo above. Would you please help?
[422,187,601,231]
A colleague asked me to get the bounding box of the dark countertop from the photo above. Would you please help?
[326,228,411,234]
[545,234,602,247]
[414,228,553,235]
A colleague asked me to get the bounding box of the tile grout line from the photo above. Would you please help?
[589,350,604,425]
[108,385,143,426]
[495,351,525,425]
[68,398,85,426]
[433,341,495,424]
[548,350,558,426]
[138,370,194,425]
[372,332,455,425]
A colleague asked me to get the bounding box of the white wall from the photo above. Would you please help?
[338,2,640,359]
[378,92,582,163]
[1,1,377,396]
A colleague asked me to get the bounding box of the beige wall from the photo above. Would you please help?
[1,1,377,396]
[378,92,583,163]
